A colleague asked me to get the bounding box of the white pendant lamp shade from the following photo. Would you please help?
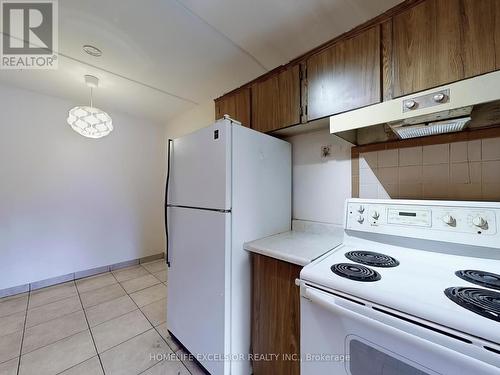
[67,106,113,138]
[67,75,113,139]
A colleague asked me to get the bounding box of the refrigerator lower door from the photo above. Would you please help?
[166,206,230,375]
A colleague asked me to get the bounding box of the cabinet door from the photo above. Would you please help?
[251,254,301,375]
[252,65,301,133]
[214,88,251,127]
[307,26,381,121]
[393,0,500,97]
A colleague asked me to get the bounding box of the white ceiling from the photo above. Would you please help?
[0,0,401,124]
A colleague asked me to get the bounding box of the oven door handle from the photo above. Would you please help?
[305,287,404,335]
[304,288,396,336]
[304,288,447,348]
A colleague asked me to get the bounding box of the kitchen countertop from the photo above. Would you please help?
[243,220,344,266]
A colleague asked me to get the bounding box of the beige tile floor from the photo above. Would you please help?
[0,260,205,375]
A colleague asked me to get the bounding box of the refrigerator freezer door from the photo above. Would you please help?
[166,206,230,375]
[169,120,231,210]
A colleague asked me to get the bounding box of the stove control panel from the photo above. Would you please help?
[346,200,500,247]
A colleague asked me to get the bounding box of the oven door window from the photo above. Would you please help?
[347,337,434,375]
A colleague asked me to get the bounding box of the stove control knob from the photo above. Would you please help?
[472,216,488,229]
[404,99,417,110]
[442,215,456,226]
[371,211,380,220]
[357,205,365,214]
[357,215,365,224]
[433,93,446,103]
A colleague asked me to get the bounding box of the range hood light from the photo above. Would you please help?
[390,117,471,140]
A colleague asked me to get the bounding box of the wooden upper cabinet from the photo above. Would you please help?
[306,26,381,121]
[252,65,301,133]
[392,0,500,97]
[214,88,251,127]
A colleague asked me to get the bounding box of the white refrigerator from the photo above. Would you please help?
[165,117,291,375]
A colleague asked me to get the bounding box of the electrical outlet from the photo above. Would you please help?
[321,145,332,159]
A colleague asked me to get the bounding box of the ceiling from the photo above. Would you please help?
[0,0,401,124]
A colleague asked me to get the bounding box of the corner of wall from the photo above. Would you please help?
[164,100,215,139]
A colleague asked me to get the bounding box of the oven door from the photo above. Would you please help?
[300,285,500,375]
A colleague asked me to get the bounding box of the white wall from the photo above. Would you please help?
[165,100,215,139]
[0,84,166,289]
[287,129,352,225]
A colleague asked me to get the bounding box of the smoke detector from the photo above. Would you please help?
[82,45,102,57]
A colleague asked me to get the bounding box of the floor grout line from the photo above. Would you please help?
[132,265,194,374]
[76,281,120,296]
[106,271,186,375]
[19,325,90,356]
[75,278,107,375]
[0,293,28,304]
[27,282,78,311]
[0,309,28,325]
[26,292,79,312]
[3,264,170,375]
[124,285,163,296]
[23,307,84,332]
[89,307,141,330]
[15,286,30,375]
[53,356,96,375]
[23,300,82,330]
[96,327,157,356]
[77,281,128,309]
[18,326,103,374]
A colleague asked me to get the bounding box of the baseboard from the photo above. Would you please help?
[0,252,165,299]
[139,253,165,264]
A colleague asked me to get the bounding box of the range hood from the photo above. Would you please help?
[330,70,500,145]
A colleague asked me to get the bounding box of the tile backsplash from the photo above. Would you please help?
[353,137,500,201]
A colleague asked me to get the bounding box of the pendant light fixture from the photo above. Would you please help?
[67,75,113,139]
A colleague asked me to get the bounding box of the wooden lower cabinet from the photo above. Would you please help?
[251,253,301,375]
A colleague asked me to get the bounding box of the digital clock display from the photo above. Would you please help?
[387,208,431,226]
[399,212,417,217]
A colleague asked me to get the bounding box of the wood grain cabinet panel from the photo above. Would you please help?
[497,1,500,70]
[252,65,301,133]
[214,88,251,127]
[393,0,500,97]
[251,253,301,375]
[306,25,381,121]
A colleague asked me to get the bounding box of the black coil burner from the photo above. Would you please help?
[444,287,500,322]
[455,270,500,291]
[345,250,400,268]
[331,263,381,282]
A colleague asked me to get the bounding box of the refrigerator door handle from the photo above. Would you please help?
[165,138,173,267]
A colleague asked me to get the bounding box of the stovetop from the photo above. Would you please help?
[301,242,500,344]
[300,198,500,345]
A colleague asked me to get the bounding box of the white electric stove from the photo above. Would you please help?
[300,199,500,375]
